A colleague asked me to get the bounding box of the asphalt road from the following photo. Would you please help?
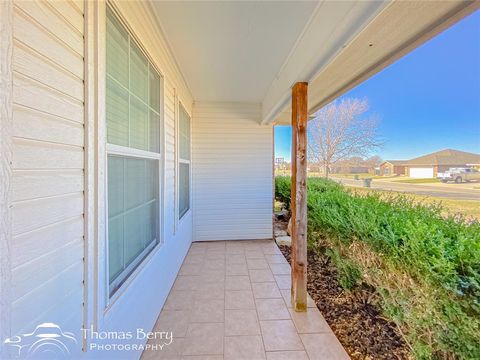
[332,178,480,201]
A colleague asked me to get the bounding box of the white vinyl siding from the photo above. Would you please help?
[4,1,194,357]
[165,81,177,233]
[106,6,162,295]
[178,104,191,219]
[10,0,84,348]
[192,102,273,241]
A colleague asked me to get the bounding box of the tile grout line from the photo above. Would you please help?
[255,246,268,359]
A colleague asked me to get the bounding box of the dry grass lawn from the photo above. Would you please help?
[348,186,480,220]
[392,178,440,184]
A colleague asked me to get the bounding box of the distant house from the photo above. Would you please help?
[331,166,371,174]
[379,160,406,176]
[405,149,480,178]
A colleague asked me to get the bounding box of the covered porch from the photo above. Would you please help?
[142,240,348,360]
[1,0,478,359]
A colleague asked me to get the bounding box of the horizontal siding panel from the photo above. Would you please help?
[44,0,84,34]
[193,102,273,241]
[196,228,271,235]
[164,85,176,236]
[192,155,271,163]
[13,289,83,338]
[194,187,273,195]
[196,221,272,228]
[195,203,272,210]
[13,105,84,146]
[13,42,83,101]
[195,210,272,218]
[12,169,84,202]
[12,138,83,170]
[13,73,83,123]
[14,0,83,55]
[14,9,84,78]
[70,0,84,14]
[12,216,84,268]
[14,306,84,358]
[12,193,84,236]
[12,263,83,335]
[194,179,272,185]
[12,240,83,300]
[10,0,85,345]
[196,233,271,241]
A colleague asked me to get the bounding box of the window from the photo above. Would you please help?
[178,104,191,219]
[106,7,161,296]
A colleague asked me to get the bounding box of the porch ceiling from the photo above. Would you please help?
[151,1,318,103]
[150,1,478,124]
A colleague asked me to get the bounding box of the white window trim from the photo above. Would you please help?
[84,0,166,344]
[104,1,166,302]
[173,89,178,234]
[176,101,192,224]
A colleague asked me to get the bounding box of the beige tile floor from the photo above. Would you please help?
[142,240,350,360]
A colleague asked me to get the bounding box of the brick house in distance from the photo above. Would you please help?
[405,149,480,178]
[379,160,407,176]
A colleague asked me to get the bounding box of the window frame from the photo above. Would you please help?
[176,101,192,222]
[104,3,165,302]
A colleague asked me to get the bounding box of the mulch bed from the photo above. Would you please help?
[276,221,410,360]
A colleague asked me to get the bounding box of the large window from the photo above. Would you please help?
[178,104,191,219]
[106,7,161,296]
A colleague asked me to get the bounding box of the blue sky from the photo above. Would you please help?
[275,10,480,162]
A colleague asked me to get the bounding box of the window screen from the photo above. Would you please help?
[106,8,160,153]
[106,6,161,295]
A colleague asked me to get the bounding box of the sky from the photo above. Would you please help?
[275,10,480,162]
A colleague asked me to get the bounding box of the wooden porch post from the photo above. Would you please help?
[291,82,308,312]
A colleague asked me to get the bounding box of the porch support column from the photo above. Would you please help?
[290,82,308,312]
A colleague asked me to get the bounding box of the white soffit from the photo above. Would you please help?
[151,1,477,124]
[151,1,318,103]
[269,0,479,125]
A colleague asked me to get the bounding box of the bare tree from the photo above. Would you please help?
[308,98,382,178]
[364,155,383,168]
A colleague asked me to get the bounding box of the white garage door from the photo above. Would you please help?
[410,167,434,178]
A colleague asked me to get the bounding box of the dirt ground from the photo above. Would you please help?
[275,218,410,360]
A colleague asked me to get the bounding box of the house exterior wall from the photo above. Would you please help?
[2,1,195,358]
[379,163,393,176]
[7,1,85,351]
[394,165,406,176]
[380,163,405,176]
[192,102,273,241]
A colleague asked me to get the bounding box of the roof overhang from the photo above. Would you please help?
[150,1,479,125]
[268,0,479,125]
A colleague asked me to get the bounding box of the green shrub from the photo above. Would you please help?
[274,176,292,209]
[275,176,480,359]
[326,247,361,289]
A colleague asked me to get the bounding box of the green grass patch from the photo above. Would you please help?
[275,176,480,359]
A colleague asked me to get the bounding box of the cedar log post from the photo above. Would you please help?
[291,82,308,312]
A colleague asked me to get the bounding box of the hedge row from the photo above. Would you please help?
[275,176,480,359]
